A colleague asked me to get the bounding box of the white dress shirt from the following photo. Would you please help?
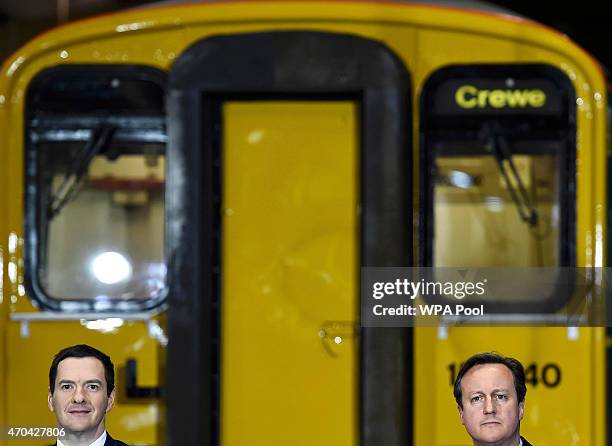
[57,430,107,446]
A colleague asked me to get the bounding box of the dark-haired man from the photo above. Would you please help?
[453,352,533,446]
[48,344,128,446]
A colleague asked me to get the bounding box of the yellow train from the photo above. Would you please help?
[0,1,607,445]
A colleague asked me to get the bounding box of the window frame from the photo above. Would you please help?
[24,64,168,312]
[419,64,577,313]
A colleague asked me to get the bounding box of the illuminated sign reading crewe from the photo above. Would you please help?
[455,84,547,109]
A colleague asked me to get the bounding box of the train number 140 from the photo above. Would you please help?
[447,362,562,388]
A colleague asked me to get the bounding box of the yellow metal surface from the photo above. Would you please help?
[221,101,359,446]
[0,2,606,446]
[0,103,6,443]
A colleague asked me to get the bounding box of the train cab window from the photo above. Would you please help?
[420,65,575,309]
[25,66,167,311]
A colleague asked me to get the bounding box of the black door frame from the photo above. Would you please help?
[166,31,413,446]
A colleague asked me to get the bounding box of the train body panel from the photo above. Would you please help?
[0,1,607,445]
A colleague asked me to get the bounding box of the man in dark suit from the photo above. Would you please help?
[48,344,129,446]
[453,352,534,446]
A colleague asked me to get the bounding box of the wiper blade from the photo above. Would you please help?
[47,125,116,220]
[482,122,538,227]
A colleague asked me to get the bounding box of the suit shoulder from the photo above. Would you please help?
[521,437,534,446]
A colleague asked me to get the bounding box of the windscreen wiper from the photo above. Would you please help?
[482,121,539,228]
[47,125,116,220]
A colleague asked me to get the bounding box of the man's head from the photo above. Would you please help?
[48,344,116,439]
[454,352,526,446]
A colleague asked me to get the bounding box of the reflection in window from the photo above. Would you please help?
[434,153,559,267]
[39,148,165,300]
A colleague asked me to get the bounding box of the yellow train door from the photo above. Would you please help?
[164,31,412,446]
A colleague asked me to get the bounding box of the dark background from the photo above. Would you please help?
[0,1,609,76]
[492,0,610,75]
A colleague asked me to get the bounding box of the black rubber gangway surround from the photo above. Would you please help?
[166,31,413,446]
